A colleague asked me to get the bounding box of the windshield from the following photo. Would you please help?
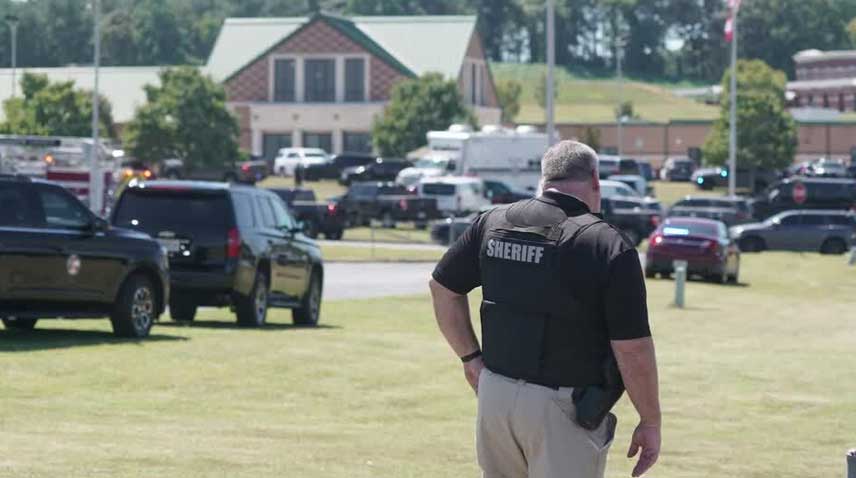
[601,183,638,197]
[114,190,231,233]
[414,158,448,169]
[422,183,456,195]
[662,220,719,238]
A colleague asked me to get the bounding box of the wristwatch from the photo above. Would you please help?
[460,350,482,363]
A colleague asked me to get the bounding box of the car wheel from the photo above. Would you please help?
[414,221,428,230]
[236,271,268,327]
[169,297,197,322]
[2,318,38,330]
[738,236,764,253]
[820,238,847,255]
[293,272,322,326]
[110,274,156,338]
[644,268,656,279]
[325,229,343,240]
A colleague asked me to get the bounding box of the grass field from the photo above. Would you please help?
[258,176,346,200]
[492,63,719,123]
[320,244,442,262]
[2,252,855,477]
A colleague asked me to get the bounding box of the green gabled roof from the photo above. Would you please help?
[222,13,415,83]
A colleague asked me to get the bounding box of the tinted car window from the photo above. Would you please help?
[663,220,718,238]
[0,183,41,227]
[254,195,276,228]
[379,185,408,195]
[349,184,374,198]
[268,196,295,229]
[779,214,801,226]
[801,214,827,226]
[293,190,315,202]
[829,214,855,226]
[232,192,256,230]
[114,190,231,233]
[37,187,91,229]
[613,200,640,209]
[422,183,456,195]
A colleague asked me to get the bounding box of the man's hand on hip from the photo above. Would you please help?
[463,356,485,394]
[627,422,660,477]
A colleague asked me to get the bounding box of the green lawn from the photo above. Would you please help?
[2,252,854,477]
[341,225,432,244]
[320,244,442,262]
[259,177,346,201]
[492,63,719,123]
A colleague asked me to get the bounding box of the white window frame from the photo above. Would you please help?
[267,54,371,104]
[464,59,486,106]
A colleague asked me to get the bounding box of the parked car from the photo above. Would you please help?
[667,196,753,226]
[660,157,696,181]
[598,155,621,179]
[810,160,848,178]
[158,157,268,184]
[692,166,778,193]
[302,153,376,181]
[484,179,532,204]
[847,164,856,178]
[600,179,662,211]
[396,156,457,188]
[608,174,653,197]
[750,177,856,220]
[111,181,324,326]
[338,181,439,228]
[0,175,169,337]
[600,196,662,246]
[273,148,330,177]
[431,214,478,245]
[729,209,856,254]
[340,157,410,185]
[645,217,740,283]
[418,176,491,215]
[638,161,656,181]
[269,188,346,240]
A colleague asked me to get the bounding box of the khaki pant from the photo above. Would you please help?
[477,368,616,478]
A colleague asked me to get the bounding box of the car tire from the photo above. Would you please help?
[236,270,268,327]
[110,274,156,338]
[293,272,322,327]
[170,297,197,322]
[325,229,343,240]
[415,221,428,230]
[708,269,728,284]
[820,238,847,255]
[738,236,764,253]
[2,318,38,330]
[644,268,656,279]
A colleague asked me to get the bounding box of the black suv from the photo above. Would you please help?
[339,158,410,185]
[751,177,856,220]
[0,176,169,337]
[111,181,323,327]
[303,153,376,181]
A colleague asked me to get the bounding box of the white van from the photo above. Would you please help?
[396,155,456,187]
[418,176,490,215]
[273,148,330,176]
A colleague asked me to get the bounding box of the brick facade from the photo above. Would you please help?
[224,19,409,103]
[464,33,499,108]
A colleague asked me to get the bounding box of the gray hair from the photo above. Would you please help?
[540,140,598,184]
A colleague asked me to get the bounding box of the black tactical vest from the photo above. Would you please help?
[478,202,603,387]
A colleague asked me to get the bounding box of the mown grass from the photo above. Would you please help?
[2,253,854,477]
[492,63,719,123]
[259,176,346,201]
[320,244,442,262]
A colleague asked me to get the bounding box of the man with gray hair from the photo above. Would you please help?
[430,140,660,478]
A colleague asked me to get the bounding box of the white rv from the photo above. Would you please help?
[426,125,549,192]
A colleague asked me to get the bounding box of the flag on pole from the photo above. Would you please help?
[724,0,742,43]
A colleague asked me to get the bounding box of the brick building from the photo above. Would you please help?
[205,13,501,158]
[788,49,856,111]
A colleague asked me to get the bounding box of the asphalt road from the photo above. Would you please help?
[323,262,436,300]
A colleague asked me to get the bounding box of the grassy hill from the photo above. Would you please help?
[491,63,719,124]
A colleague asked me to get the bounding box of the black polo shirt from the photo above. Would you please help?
[432,190,651,381]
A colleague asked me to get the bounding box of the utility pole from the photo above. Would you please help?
[545,0,556,145]
[90,0,103,213]
[4,14,18,98]
[616,37,625,158]
[727,3,740,197]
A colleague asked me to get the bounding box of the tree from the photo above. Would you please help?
[124,67,239,169]
[496,79,522,124]
[614,100,637,120]
[580,126,601,152]
[533,71,557,111]
[848,17,856,46]
[702,60,797,172]
[373,73,474,157]
[0,73,115,138]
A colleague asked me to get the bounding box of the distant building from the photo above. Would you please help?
[206,13,502,158]
[789,49,856,111]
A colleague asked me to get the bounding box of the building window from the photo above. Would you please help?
[471,63,477,104]
[273,59,296,102]
[343,132,373,153]
[262,133,292,161]
[345,58,366,102]
[840,93,846,112]
[480,65,486,106]
[305,59,336,102]
[823,94,829,108]
[303,132,333,153]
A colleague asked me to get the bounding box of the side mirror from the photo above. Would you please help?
[87,217,109,233]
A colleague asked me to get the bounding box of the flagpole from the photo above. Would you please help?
[546,0,556,145]
[727,7,738,197]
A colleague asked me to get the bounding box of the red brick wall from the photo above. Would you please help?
[463,33,498,108]
[232,105,252,151]
[225,19,410,102]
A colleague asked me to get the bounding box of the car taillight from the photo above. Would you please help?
[702,240,720,254]
[399,199,408,211]
[241,164,250,172]
[650,215,661,227]
[227,227,241,258]
[650,234,664,247]
[327,203,337,215]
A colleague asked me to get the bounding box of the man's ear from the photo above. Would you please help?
[591,169,600,192]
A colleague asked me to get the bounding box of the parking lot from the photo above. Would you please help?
[2,250,855,478]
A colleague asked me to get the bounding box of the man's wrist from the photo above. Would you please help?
[639,415,661,427]
[460,350,482,363]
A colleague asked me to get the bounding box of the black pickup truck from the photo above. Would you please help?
[269,188,346,240]
[601,196,663,246]
[158,158,269,184]
[338,182,439,228]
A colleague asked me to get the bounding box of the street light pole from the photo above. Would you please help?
[4,14,18,98]
[545,0,556,145]
[727,8,739,197]
[616,39,624,158]
[90,0,102,213]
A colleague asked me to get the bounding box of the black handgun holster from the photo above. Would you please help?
[572,352,625,430]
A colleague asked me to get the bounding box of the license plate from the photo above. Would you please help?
[157,238,182,253]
